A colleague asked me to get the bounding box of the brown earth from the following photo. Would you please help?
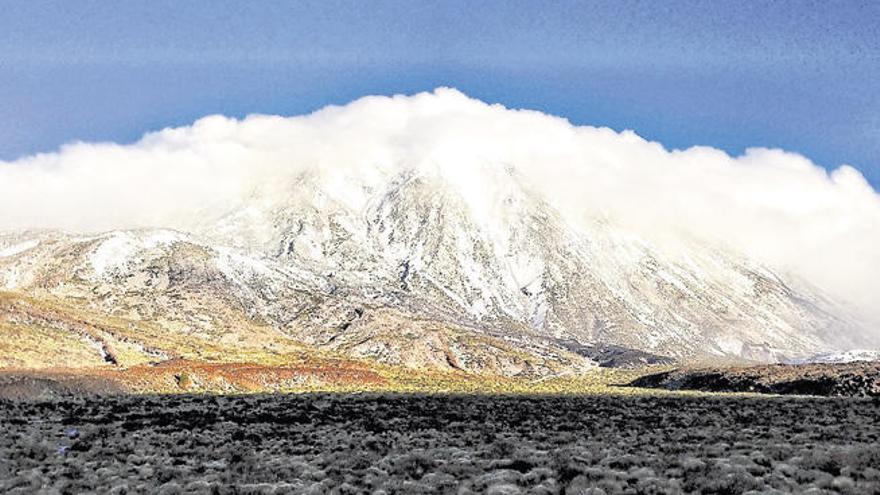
[0,359,388,400]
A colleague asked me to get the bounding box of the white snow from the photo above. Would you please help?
[0,240,39,258]
[0,154,860,362]
[714,335,745,356]
[90,230,183,277]
[787,349,880,365]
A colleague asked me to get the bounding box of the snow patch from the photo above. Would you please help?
[0,240,39,258]
[90,231,183,277]
[787,349,880,364]
[714,335,744,356]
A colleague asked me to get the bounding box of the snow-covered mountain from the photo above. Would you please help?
[0,161,866,374]
[0,89,874,375]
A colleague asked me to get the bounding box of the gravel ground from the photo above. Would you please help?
[1,393,879,494]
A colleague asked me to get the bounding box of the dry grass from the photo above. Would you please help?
[0,290,675,397]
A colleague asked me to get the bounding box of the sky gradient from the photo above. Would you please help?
[1,0,879,188]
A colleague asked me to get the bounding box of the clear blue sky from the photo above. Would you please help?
[2,0,878,188]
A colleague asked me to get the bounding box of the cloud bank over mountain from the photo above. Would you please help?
[2,88,878,324]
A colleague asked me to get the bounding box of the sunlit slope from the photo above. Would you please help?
[0,291,657,396]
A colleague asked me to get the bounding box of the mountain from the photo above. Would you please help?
[0,229,592,377]
[0,164,865,377]
[0,90,873,378]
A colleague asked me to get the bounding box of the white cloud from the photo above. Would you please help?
[1,88,879,326]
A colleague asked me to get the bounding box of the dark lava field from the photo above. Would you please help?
[2,394,879,494]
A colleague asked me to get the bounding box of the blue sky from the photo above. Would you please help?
[2,0,879,188]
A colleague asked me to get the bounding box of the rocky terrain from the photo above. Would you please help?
[0,174,867,378]
[629,362,880,397]
[2,393,879,494]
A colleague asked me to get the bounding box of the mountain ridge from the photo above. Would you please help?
[0,164,867,375]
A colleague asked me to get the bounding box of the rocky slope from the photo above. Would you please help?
[0,230,592,377]
[0,164,864,377]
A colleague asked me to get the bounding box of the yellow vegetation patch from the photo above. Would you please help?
[0,321,106,369]
[1,290,687,396]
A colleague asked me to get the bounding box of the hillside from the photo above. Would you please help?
[629,362,880,397]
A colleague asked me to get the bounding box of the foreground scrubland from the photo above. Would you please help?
[2,393,878,494]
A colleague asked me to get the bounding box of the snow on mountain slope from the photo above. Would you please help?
[0,156,861,370]
[247,164,862,360]
[0,89,875,372]
[0,240,39,258]
[787,350,880,365]
[0,229,593,375]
